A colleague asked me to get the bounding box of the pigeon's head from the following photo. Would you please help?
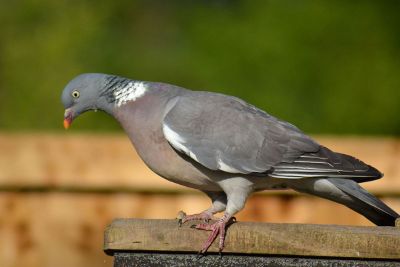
[61,73,108,129]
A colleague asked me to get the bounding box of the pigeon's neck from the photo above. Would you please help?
[97,75,149,115]
[110,83,183,149]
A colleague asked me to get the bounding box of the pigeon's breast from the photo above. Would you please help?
[129,126,222,191]
[114,93,222,192]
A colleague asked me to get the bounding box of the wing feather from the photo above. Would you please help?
[162,91,320,174]
[270,146,382,182]
[162,91,382,182]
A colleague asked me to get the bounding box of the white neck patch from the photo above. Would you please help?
[113,82,147,107]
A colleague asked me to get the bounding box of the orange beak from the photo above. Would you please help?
[64,109,73,129]
[63,118,71,129]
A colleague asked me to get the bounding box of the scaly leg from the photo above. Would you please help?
[191,178,253,253]
[191,213,236,253]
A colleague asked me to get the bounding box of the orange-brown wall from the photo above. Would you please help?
[0,134,399,267]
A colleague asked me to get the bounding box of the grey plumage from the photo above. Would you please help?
[163,91,320,174]
[290,177,398,226]
[61,73,399,252]
[330,178,398,225]
[272,146,382,182]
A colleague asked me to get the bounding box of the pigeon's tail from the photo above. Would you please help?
[289,178,399,226]
[328,178,399,226]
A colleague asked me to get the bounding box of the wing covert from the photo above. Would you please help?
[162,92,320,174]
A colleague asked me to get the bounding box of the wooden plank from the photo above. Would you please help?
[0,193,398,267]
[0,133,399,194]
[104,218,400,259]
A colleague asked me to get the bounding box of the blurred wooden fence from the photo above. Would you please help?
[0,133,399,267]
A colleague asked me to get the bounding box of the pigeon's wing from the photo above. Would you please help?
[162,91,320,175]
[271,146,382,182]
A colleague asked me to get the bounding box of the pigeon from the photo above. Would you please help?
[61,73,399,253]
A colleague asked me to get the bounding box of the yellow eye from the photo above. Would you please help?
[71,90,80,98]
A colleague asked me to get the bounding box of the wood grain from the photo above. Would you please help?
[104,218,400,259]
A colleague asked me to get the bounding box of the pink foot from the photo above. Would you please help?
[191,216,236,253]
[177,211,214,226]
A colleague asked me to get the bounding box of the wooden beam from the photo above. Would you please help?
[104,218,400,259]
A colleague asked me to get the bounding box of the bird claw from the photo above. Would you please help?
[179,212,236,254]
[176,210,186,227]
[192,216,236,254]
[177,211,213,226]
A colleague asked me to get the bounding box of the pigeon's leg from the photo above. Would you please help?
[192,212,236,253]
[192,178,253,253]
[178,191,227,226]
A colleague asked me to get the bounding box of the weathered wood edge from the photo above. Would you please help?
[104,218,400,259]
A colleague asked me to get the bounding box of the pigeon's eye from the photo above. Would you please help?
[71,90,80,98]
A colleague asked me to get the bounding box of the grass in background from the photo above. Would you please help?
[0,0,399,134]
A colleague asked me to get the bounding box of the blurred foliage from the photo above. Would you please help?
[0,0,399,134]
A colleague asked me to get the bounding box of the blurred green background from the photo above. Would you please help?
[0,0,399,134]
